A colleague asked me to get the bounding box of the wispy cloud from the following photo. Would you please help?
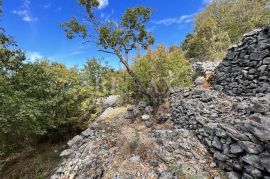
[147,26,156,32]
[42,3,51,10]
[12,0,38,22]
[203,0,213,5]
[55,7,62,12]
[153,14,195,26]
[98,0,109,9]
[48,47,87,61]
[26,51,43,62]
[12,10,38,22]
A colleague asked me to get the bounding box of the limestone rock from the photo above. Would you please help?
[238,141,263,154]
[195,76,205,85]
[212,137,223,150]
[242,155,263,170]
[226,171,241,179]
[141,114,150,121]
[259,152,270,173]
[230,144,244,154]
[60,149,74,158]
[67,135,83,147]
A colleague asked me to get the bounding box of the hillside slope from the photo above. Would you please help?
[51,106,220,178]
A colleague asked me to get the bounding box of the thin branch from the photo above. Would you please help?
[98,49,116,55]
[83,40,98,44]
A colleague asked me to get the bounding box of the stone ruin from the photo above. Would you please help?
[51,27,270,179]
[172,26,270,178]
[213,26,270,96]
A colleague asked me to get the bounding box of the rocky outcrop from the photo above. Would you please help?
[171,88,270,178]
[213,26,270,96]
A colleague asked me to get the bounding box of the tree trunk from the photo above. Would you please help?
[116,52,156,106]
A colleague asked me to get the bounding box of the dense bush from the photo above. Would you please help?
[117,45,193,102]
[182,0,270,61]
[0,33,112,155]
[0,59,84,151]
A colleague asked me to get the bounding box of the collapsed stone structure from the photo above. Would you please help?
[172,27,270,178]
[171,88,270,178]
[52,27,270,179]
[213,26,270,96]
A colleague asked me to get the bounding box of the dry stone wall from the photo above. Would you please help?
[213,26,270,96]
[172,27,270,178]
[171,88,270,178]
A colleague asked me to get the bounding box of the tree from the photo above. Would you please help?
[81,58,113,93]
[79,58,116,119]
[117,45,193,102]
[61,1,157,105]
[0,32,85,154]
[182,0,270,61]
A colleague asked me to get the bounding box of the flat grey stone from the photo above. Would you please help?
[230,144,244,154]
[212,137,223,150]
[238,141,263,154]
[226,171,241,179]
[60,149,74,158]
[67,135,83,147]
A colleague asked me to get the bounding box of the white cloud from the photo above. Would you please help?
[12,10,38,22]
[153,14,195,26]
[23,0,31,8]
[12,0,38,22]
[42,3,51,9]
[203,0,213,5]
[26,51,43,62]
[98,0,109,9]
[55,7,62,12]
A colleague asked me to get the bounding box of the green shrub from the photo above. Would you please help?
[117,45,193,102]
[182,0,270,61]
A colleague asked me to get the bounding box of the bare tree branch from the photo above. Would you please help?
[98,49,116,55]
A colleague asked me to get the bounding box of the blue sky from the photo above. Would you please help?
[1,0,212,68]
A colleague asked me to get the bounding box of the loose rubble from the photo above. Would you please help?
[51,106,219,179]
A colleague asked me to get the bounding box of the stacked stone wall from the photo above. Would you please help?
[171,87,270,178]
[213,26,270,96]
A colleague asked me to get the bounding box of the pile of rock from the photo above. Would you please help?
[124,101,149,123]
[171,88,270,178]
[193,61,220,77]
[51,105,219,179]
[124,101,170,126]
[213,26,270,96]
[150,128,217,178]
[96,95,121,111]
[51,124,111,179]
